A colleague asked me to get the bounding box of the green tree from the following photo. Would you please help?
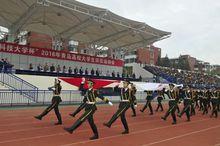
[162,55,171,67]
[178,57,190,70]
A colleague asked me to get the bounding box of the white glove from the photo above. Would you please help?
[108,101,113,106]
[134,105,137,108]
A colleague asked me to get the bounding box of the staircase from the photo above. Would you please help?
[125,63,154,82]
[0,72,38,101]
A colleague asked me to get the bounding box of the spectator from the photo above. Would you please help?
[79,67,83,75]
[96,68,99,76]
[139,75,142,81]
[106,70,110,76]
[132,73,136,79]
[56,65,61,73]
[117,72,120,78]
[50,64,55,72]
[91,68,95,76]
[112,71,115,77]
[121,73,125,78]
[44,63,49,72]
[37,64,42,71]
[85,68,88,75]
[63,65,67,73]
[74,67,78,74]
[68,67,72,74]
[29,63,34,70]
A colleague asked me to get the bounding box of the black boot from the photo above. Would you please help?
[103,122,111,128]
[122,129,129,134]
[34,116,42,120]
[161,116,166,121]
[89,134,99,140]
[54,122,62,125]
[69,113,76,117]
[63,127,73,134]
[172,121,177,125]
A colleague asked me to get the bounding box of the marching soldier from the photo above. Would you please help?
[69,77,86,117]
[130,83,137,117]
[161,84,179,125]
[34,78,62,125]
[198,90,204,111]
[217,90,220,112]
[190,88,196,116]
[64,79,113,140]
[140,90,154,115]
[202,89,210,115]
[178,86,191,121]
[210,89,218,118]
[155,90,165,112]
[103,80,131,134]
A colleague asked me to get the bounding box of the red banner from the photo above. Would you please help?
[59,77,119,89]
[0,42,124,67]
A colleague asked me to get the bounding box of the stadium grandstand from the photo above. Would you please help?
[0,0,171,106]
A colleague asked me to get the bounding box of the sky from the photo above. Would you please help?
[78,0,220,65]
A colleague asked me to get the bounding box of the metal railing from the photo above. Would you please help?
[0,89,148,107]
[0,73,38,101]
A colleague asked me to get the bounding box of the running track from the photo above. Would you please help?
[0,104,219,146]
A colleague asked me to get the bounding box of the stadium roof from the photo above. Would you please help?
[0,0,171,50]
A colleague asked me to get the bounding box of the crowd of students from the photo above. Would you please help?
[144,65,220,88]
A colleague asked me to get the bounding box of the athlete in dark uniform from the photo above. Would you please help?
[161,84,179,125]
[140,90,154,115]
[64,79,113,140]
[34,78,62,125]
[130,83,137,117]
[103,80,131,134]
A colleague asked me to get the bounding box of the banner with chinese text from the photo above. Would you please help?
[0,42,124,67]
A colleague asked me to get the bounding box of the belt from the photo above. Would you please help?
[121,100,129,102]
[86,102,95,104]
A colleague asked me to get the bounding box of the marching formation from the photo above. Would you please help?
[34,78,220,140]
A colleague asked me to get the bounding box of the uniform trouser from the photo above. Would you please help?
[195,99,199,108]
[163,100,177,122]
[130,103,136,116]
[70,103,86,117]
[190,103,196,115]
[141,100,153,114]
[156,100,163,111]
[106,102,130,131]
[203,100,208,114]
[179,105,190,120]
[208,100,212,109]
[38,101,62,123]
[199,99,203,111]
[211,105,218,117]
[176,104,180,113]
[68,106,98,135]
[218,102,220,111]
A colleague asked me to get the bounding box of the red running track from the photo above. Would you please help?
[0,104,219,146]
